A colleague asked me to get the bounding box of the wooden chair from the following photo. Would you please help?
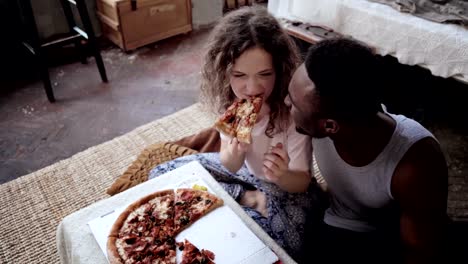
[17,0,108,102]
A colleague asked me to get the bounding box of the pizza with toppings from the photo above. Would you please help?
[107,189,223,264]
[174,188,224,233]
[177,239,216,264]
[214,96,263,144]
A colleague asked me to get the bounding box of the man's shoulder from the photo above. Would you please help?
[391,137,447,201]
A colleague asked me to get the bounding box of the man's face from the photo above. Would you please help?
[286,64,327,138]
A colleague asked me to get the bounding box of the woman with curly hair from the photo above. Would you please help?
[150,6,321,261]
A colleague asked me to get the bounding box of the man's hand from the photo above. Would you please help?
[263,143,290,183]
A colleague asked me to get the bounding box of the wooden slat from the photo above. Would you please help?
[97,11,120,31]
[41,34,82,48]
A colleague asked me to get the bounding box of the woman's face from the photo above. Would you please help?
[229,47,276,104]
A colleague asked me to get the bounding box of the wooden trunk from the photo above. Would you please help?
[96,0,192,51]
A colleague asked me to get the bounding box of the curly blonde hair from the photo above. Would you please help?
[200,6,300,136]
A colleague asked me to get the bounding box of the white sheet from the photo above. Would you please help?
[269,0,468,83]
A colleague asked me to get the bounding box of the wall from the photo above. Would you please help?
[192,0,223,29]
[268,0,339,26]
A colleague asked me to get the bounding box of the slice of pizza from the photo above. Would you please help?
[178,239,216,264]
[173,188,224,233]
[214,96,262,144]
[214,99,241,138]
[236,96,263,144]
[107,190,177,264]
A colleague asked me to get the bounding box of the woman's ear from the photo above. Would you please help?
[324,119,339,134]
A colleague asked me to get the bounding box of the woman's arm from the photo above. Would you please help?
[277,170,311,193]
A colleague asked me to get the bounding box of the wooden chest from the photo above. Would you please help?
[96,0,192,51]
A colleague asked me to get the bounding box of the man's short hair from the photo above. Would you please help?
[304,38,382,120]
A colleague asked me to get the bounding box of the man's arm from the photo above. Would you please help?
[392,138,448,264]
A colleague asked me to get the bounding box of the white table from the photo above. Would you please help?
[56,161,295,264]
[269,0,468,84]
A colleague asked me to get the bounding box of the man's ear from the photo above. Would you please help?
[324,119,339,134]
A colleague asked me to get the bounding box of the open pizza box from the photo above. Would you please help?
[88,161,284,264]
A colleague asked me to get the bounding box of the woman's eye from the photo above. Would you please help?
[260,72,273,77]
[233,74,245,78]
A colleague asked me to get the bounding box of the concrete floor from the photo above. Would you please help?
[0,29,209,183]
[1,29,467,224]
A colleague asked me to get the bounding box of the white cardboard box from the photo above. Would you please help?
[87,162,279,264]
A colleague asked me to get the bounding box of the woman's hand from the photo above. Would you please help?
[220,137,249,173]
[263,143,289,184]
[263,142,311,193]
[226,137,250,157]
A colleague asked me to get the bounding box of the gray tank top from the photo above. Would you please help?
[312,113,435,232]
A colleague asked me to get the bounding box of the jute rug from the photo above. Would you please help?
[1,103,466,263]
[0,104,215,264]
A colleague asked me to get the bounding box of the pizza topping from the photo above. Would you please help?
[131,241,148,252]
[180,239,216,264]
[123,236,137,245]
[179,215,190,225]
[150,226,160,237]
[143,203,152,214]
[128,216,139,223]
[192,184,208,191]
[202,249,215,260]
[181,191,193,200]
[177,242,185,250]
[166,237,175,245]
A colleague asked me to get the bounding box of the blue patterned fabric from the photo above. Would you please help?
[149,153,321,260]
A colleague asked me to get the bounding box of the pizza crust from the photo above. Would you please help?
[107,237,125,264]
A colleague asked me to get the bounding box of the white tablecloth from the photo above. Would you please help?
[270,0,468,83]
[56,161,295,264]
